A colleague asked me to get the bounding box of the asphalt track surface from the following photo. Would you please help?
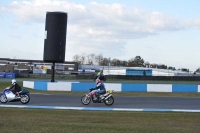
[1,93,200,110]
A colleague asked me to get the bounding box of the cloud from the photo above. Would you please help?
[0,0,198,60]
[1,0,188,32]
[194,15,200,29]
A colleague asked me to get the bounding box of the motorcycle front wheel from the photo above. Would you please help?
[104,96,114,106]
[0,95,8,103]
[20,94,30,104]
[81,95,91,105]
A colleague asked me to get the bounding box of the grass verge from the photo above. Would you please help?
[0,108,200,133]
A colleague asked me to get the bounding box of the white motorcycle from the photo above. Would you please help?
[0,87,30,104]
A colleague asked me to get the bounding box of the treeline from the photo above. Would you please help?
[72,53,172,69]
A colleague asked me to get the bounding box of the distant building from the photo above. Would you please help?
[178,68,189,72]
[168,66,176,70]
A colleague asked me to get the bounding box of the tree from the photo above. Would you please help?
[110,58,118,66]
[80,53,86,64]
[127,56,144,67]
[158,64,167,69]
[72,53,170,69]
[144,61,150,68]
[127,58,135,67]
[101,58,109,66]
[95,54,104,65]
[121,60,128,67]
[133,56,145,67]
[72,54,81,63]
[86,53,95,65]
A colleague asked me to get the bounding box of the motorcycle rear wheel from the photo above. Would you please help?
[0,95,8,103]
[20,94,30,104]
[81,95,91,105]
[104,96,114,106]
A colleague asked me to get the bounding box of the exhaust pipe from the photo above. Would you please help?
[104,94,112,100]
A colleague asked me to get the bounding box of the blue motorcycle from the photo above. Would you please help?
[0,87,30,104]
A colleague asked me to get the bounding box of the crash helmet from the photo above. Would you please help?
[11,79,16,85]
[95,78,101,84]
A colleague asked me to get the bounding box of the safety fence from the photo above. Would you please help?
[23,81,200,93]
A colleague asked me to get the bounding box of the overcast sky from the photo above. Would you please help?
[0,0,200,71]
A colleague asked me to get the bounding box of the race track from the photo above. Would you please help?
[1,79,200,112]
[1,94,200,110]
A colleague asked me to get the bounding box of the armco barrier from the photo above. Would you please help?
[23,81,200,93]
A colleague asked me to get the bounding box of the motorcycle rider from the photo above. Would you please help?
[92,79,106,100]
[8,79,22,98]
[97,70,103,77]
[95,70,105,81]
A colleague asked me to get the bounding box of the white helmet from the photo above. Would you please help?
[11,79,16,84]
[95,78,101,84]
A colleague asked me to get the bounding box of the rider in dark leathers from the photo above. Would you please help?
[9,79,22,98]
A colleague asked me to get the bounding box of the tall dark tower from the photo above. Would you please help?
[43,12,68,82]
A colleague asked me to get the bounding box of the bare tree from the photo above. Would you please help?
[72,54,81,62]
[95,54,104,65]
[86,53,95,65]
[127,58,134,67]
[80,53,86,64]
[110,58,118,66]
[101,58,109,66]
[121,60,128,67]
[72,53,170,69]
[116,59,121,66]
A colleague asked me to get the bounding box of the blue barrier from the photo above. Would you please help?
[34,81,48,90]
[23,81,200,93]
[172,84,198,93]
[0,72,17,78]
[126,69,152,76]
[5,73,17,78]
[0,72,6,78]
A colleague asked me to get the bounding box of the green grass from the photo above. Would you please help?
[0,108,200,133]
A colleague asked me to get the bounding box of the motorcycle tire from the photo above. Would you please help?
[81,95,91,105]
[0,95,8,103]
[20,94,30,104]
[104,96,114,106]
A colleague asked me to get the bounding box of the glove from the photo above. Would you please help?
[89,88,95,91]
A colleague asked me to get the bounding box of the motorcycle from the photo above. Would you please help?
[0,87,30,104]
[81,88,114,106]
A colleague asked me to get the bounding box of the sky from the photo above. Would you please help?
[0,0,200,71]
